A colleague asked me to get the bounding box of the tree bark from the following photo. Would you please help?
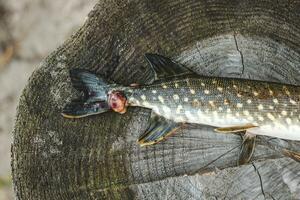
[11,0,300,199]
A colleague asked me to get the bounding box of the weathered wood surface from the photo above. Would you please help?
[11,0,300,199]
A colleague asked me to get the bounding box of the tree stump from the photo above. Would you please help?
[11,0,300,199]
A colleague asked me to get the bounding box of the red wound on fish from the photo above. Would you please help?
[111,102,118,108]
[108,91,127,114]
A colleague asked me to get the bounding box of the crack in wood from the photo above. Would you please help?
[233,34,245,76]
[252,162,266,199]
[225,10,246,76]
[188,144,241,176]
[195,44,209,73]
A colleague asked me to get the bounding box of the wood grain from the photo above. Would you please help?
[11,0,300,199]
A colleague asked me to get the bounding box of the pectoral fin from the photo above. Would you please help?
[238,132,256,165]
[214,124,258,133]
[138,113,183,146]
[214,124,258,165]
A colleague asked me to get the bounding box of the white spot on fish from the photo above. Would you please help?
[290,99,296,105]
[218,107,223,111]
[267,113,275,121]
[286,118,292,124]
[129,97,135,102]
[253,91,259,96]
[152,90,157,94]
[243,110,250,116]
[258,104,264,110]
[273,98,278,104]
[209,101,215,107]
[224,99,230,105]
[190,89,196,94]
[142,101,150,107]
[175,83,179,88]
[201,82,205,86]
[162,105,171,114]
[227,108,231,113]
[269,90,274,95]
[204,90,210,94]
[176,105,183,114]
[162,84,168,89]
[248,116,254,121]
[237,103,243,108]
[173,94,179,100]
[247,99,252,104]
[258,116,264,121]
[284,87,291,96]
[237,93,242,97]
[158,96,164,103]
[281,110,287,116]
[269,105,274,109]
[141,95,146,100]
[184,97,189,102]
[217,87,223,92]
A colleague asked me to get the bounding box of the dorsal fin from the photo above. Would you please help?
[144,53,194,81]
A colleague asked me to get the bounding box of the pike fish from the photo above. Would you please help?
[62,54,300,164]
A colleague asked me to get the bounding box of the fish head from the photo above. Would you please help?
[108,90,128,114]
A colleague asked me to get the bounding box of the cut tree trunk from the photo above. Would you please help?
[11,0,300,199]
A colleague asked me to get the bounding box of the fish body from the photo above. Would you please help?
[124,76,300,141]
[62,53,300,162]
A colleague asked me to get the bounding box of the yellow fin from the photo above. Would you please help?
[238,132,256,165]
[214,124,258,133]
[138,112,183,147]
[282,149,300,162]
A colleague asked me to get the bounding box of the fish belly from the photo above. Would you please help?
[247,125,300,141]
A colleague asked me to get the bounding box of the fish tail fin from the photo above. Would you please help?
[62,69,114,118]
[282,149,300,162]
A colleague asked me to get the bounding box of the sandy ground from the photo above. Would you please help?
[0,0,97,199]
